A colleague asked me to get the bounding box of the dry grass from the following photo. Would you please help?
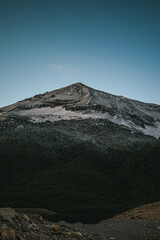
[113,202,160,221]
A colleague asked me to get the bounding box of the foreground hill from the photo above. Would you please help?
[0,203,160,240]
[0,83,160,222]
[113,201,160,221]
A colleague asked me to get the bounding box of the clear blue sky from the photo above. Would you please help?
[0,0,160,107]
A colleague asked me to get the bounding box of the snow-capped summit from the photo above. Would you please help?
[0,82,160,139]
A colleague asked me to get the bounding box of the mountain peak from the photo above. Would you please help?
[72,82,85,86]
[65,82,89,89]
[0,83,160,139]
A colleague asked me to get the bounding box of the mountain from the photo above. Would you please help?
[1,82,160,140]
[0,82,160,223]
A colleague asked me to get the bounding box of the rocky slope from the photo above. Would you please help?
[0,204,160,240]
[0,208,98,240]
[113,201,160,221]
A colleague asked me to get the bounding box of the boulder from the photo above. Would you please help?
[0,224,16,240]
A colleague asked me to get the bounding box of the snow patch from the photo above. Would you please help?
[17,106,109,122]
[142,122,160,139]
[16,106,160,139]
[107,115,160,139]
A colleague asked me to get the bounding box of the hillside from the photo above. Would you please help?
[0,83,160,223]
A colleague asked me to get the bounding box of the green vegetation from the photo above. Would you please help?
[0,136,160,223]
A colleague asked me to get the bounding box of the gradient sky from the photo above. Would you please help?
[0,0,160,107]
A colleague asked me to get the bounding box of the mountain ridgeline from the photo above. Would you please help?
[0,83,160,223]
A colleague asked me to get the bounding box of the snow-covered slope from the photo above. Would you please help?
[0,82,160,139]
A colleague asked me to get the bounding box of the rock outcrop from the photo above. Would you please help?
[0,208,98,240]
[1,205,160,240]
